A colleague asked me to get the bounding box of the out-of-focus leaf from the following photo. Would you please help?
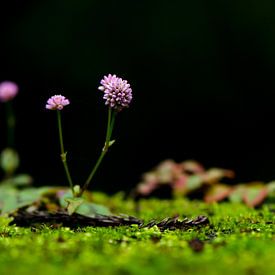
[65,197,84,215]
[76,201,111,217]
[59,190,111,217]
[229,185,246,203]
[134,159,275,207]
[185,175,203,192]
[1,174,33,187]
[59,190,74,208]
[17,188,43,208]
[134,160,236,198]
[204,184,233,203]
[157,160,176,183]
[267,181,275,193]
[242,185,268,207]
[12,174,33,186]
[181,160,205,174]
[136,181,158,195]
[203,168,235,185]
[173,175,188,194]
[0,188,18,214]
[0,186,55,214]
[136,172,159,195]
[0,148,19,175]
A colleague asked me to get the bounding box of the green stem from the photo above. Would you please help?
[5,102,16,147]
[109,112,116,142]
[79,108,116,196]
[105,107,112,143]
[80,149,107,197]
[57,111,74,195]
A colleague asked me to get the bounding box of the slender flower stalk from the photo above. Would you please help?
[5,101,16,147]
[46,95,74,195]
[57,111,74,195]
[45,75,132,199]
[79,108,116,196]
[0,81,19,147]
[79,74,132,196]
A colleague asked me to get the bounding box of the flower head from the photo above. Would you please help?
[98,74,132,111]
[0,81,19,102]
[46,95,70,110]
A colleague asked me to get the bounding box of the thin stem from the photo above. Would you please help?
[80,149,107,197]
[5,102,16,147]
[57,111,74,195]
[79,108,116,197]
[105,107,112,143]
[109,112,116,136]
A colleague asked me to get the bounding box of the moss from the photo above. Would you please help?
[0,194,274,275]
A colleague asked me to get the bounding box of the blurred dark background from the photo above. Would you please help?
[1,0,275,193]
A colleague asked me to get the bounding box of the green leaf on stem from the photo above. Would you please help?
[59,190,111,217]
[65,197,84,215]
[108,140,115,147]
[0,148,19,175]
[76,201,111,217]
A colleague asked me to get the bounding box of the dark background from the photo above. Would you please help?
[1,0,275,193]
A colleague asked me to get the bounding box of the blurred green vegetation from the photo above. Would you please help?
[0,193,274,275]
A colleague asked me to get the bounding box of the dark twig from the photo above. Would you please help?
[10,210,209,230]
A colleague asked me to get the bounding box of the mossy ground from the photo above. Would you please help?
[0,193,274,275]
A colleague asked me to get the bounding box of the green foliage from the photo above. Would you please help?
[0,174,33,187]
[0,195,274,275]
[0,186,53,214]
[59,190,111,216]
[75,201,111,217]
[64,196,111,216]
[0,186,112,217]
[65,197,85,215]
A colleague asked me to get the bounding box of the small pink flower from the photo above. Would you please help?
[46,95,70,110]
[0,81,19,102]
[98,74,133,111]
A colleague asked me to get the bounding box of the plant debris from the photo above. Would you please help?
[143,215,209,231]
[10,210,209,231]
[10,210,142,228]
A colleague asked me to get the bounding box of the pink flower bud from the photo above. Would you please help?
[0,81,19,102]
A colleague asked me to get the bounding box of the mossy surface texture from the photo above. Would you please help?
[0,193,274,275]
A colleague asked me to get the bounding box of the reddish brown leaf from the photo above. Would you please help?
[204,184,233,203]
[243,186,269,207]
